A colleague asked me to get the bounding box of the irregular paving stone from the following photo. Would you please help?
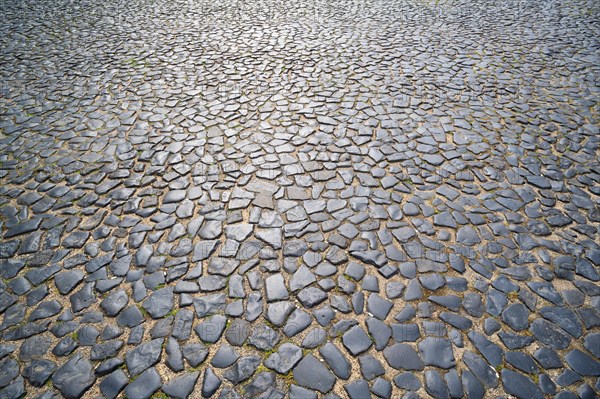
[366,317,392,350]
[290,265,316,291]
[424,370,450,399]
[372,377,393,399]
[165,337,184,371]
[404,279,423,301]
[201,368,221,398]
[439,312,472,330]
[583,333,600,358]
[456,226,480,245]
[125,338,163,376]
[290,385,317,399]
[527,282,564,305]
[564,349,600,376]
[344,379,371,399]
[181,343,209,367]
[462,370,485,399]
[211,344,239,368]
[22,359,56,387]
[367,293,393,320]
[297,287,327,308]
[506,351,539,374]
[52,353,96,399]
[394,372,421,391]
[208,257,239,276]
[70,283,95,313]
[248,323,280,350]
[530,318,571,350]
[99,370,128,399]
[293,354,336,394]
[501,303,530,331]
[313,305,336,327]
[91,340,124,361]
[265,343,303,374]
[533,346,563,369]
[391,323,420,342]
[3,218,41,239]
[486,288,508,317]
[28,301,62,321]
[383,343,424,370]
[540,306,582,338]
[54,270,84,295]
[444,369,463,398]
[162,371,199,399]
[116,306,144,328]
[302,327,327,349]
[224,223,253,241]
[223,355,261,384]
[265,273,289,302]
[225,318,250,346]
[0,375,25,398]
[195,314,227,343]
[0,357,19,387]
[555,369,582,387]
[418,337,456,369]
[198,220,222,240]
[342,325,373,355]
[358,354,385,381]
[501,369,544,399]
[124,367,162,399]
[96,358,124,376]
[462,351,498,388]
[283,308,312,337]
[244,371,278,397]
[468,331,504,366]
[100,289,128,317]
[193,293,226,317]
[141,287,174,318]
[1,1,599,397]
[319,342,351,379]
[256,229,282,249]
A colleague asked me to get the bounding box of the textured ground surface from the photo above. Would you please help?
[1,0,600,398]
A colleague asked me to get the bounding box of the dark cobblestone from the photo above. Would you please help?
[0,0,599,396]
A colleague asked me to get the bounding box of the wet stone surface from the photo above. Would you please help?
[0,0,599,397]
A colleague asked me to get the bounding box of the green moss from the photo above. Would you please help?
[281,370,295,386]
[255,364,269,374]
[137,305,149,318]
[263,319,275,328]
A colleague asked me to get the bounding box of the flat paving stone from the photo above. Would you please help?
[124,367,162,399]
[0,0,598,396]
[293,354,336,394]
[51,354,96,399]
[501,369,544,399]
[383,343,424,370]
[265,273,289,302]
[319,342,351,379]
[419,337,456,369]
[342,325,373,355]
[265,343,303,374]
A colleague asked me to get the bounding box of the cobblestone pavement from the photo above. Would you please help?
[1,0,599,397]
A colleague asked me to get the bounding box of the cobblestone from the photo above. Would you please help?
[0,0,599,397]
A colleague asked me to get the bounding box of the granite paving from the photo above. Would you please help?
[0,0,599,398]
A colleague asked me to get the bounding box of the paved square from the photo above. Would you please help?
[1,0,599,398]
